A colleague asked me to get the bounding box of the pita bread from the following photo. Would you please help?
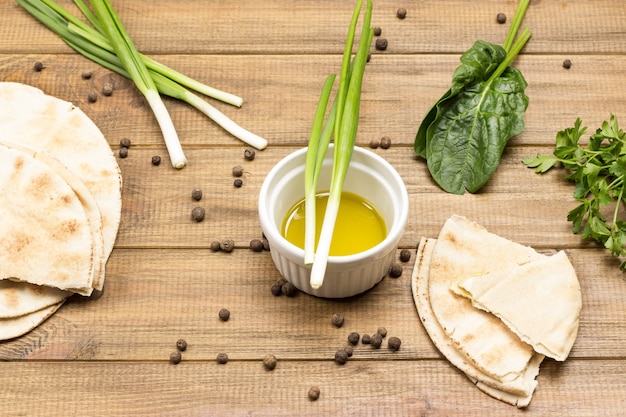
[428,214,545,381]
[456,250,582,361]
[0,144,95,295]
[0,301,64,341]
[0,280,69,319]
[412,237,542,407]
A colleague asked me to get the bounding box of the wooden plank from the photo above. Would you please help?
[4,0,626,55]
[0,359,623,416]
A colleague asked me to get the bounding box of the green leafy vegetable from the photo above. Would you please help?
[523,115,626,269]
[415,0,531,194]
[305,0,373,289]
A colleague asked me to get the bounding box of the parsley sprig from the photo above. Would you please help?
[523,114,626,269]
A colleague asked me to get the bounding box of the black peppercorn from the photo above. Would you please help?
[308,386,320,401]
[380,136,391,149]
[396,7,407,19]
[234,178,243,188]
[244,148,256,161]
[281,281,298,297]
[210,240,221,251]
[389,263,403,278]
[250,239,264,252]
[375,37,388,51]
[331,313,345,328]
[263,353,278,370]
[87,92,98,103]
[151,155,161,166]
[120,138,131,148]
[348,332,360,345]
[373,26,382,36]
[176,339,187,352]
[377,327,388,338]
[33,61,44,71]
[191,188,203,201]
[496,12,507,24]
[102,83,113,96]
[118,147,128,158]
[191,207,205,222]
[232,165,244,177]
[371,333,383,349]
[388,336,402,351]
[218,308,230,321]
[334,349,349,365]
[563,59,572,69]
[399,249,411,262]
[216,353,228,364]
[169,351,182,365]
[362,334,371,344]
[220,239,235,253]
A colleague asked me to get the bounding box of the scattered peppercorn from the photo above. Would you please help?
[281,281,298,297]
[271,283,283,296]
[232,165,244,177]
[399,249,411,262]
[218,308,231,321]
[496,12,507,24]
[176,339,187,352]
[33,61,44,71]
[344,345,354,357]
[244,148,256,161]
[81,71,92,79]
[220,239,235,253]
[396,7,407,19]
[262,239,270,251]
[234,178,243,188]
[375,37,388,51]
[308,386,321,401]
[377,327,388,338]
[118,147,128,158]
[380,136,391,149]
[216,353,229,364]
[371,333,383,349]
[102,83,113,96]
[389,263,403,278]
[250,239,264,252]
[388,336,402,351]
[191,188,203,201]
[369,138,380,149]
[191,207,206,222]
[87,92,98,103]
[120,137,131,148]
[263,354,278,371]
[331,313,345,328]
[334,349,349,365]
[563,59,572,69]
[210,240,221,251]
[151,155,161,166]
[362,334,371,344]
[348,332,360,345]
[169,351,182,365]
[373,26,382,36]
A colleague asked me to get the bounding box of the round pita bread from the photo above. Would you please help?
[0,301,64,341]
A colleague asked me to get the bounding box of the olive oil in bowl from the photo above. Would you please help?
[281,191,386,256]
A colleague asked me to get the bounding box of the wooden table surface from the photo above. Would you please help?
[2,0,626,415]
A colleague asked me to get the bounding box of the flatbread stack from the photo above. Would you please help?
[0,82,122,341]
[412,214,582,407]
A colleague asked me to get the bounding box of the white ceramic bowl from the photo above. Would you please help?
[258,145,409,298]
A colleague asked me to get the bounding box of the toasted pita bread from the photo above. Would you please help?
[0,301,64,341]
[428,215,545,381]
[456,250,582,361]
[412,237,542,408]
[0,280,70,319]
[0,145,95,295]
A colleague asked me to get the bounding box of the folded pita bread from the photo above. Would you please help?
[0,301,64,341]
[412,237,542,408]
[0,280,69,319]
[0,145,95,296]
[428,215,545,381]
[456,250,582,361]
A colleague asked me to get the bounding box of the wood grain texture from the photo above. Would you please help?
[1,0,626,415]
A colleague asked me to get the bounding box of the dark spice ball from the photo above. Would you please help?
[191,189,203,201]
[371,333,383,349]
[120,137,131,148]
[396,7,407,19]
[375,37,388,51]
[563,59,572,69]
[399,249,411,262]
[373,26,382,36]
[271,283,283,296]
[81,71,92,79]
[234,178,243,188]
[344,345,354,357]
[263,353,278,371]
[87,92,98,103]
[389,263,403,278]
[250,239,264,252]
[388,336,402,351]
[244,148,256,161]
[176,339,187,352]
[210,240,221,251]
[102,83,113,96]
[334,349,349,365]
[151,155,161,166]
[380,136,391,149]
[218,308,231,321]
[369,138,380,149]
[377,327,388,338]
[169,351,182,365]
[348,332,360,345]
[262,239,270,251]
[496,12,507,24]
[281,281,298,297]
[216,353,229,364]
[331,313,345,328]
[191,206,206,222]
[308,386,321,401]
[33,61,44,71]
[118,147,128,158]
[362,334,371,344]
[232,165,244,177]
[221,239,235,253]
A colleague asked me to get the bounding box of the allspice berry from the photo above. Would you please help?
[375,37,388,51]
[334,349,349,365]
[263,354,278,371]
[191,189,203,201]
[308,386,321,401]
[244,148,256,161]
[250,239,264,252]
[176,339,188,352]
[216,353,229,364]
[220,239,235,253]
[218,308,230,321]
[210,240,221,251]
[348,332,360,345]
[399,249,411,262]
[389,263,403,278]
[191,206,206,222]
[380,136,392,149]
[331,313,345,328]
[169,351,182,365]
[496,12,507,24]
[388,336,402,351]
[396,7,407,19]
[371,333,383,349]
[232,165,244,177]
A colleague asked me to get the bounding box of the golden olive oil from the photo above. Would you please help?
[281,191,386,256]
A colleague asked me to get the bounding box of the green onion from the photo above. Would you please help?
[306,0,374,289]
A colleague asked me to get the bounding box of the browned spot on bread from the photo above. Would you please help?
[54,219,79,240]
[3,288,19,308]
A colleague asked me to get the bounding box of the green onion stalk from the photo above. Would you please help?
[305,0,374,289]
